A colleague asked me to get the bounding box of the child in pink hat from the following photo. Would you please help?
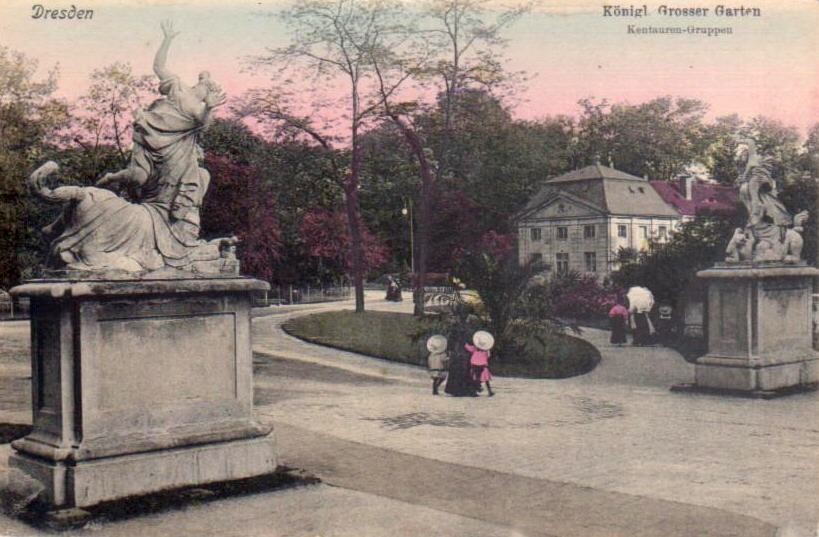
[465,331,495,397]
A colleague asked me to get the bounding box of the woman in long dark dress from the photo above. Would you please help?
[627,286,655,346]
[444,321,479,397]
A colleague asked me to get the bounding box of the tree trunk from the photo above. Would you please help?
[414,174,432,317]
[386,114,435,318]
[346,142,366,313]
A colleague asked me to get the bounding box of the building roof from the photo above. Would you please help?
[545,162,649,184]
[519,163,679,219]
[650,180,738,216]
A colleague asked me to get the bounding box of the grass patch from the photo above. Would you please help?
[283,311,429,366]
[283,311,599,379]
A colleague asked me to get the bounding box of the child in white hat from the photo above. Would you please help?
[465,330,495,397]
[426,335,449,395]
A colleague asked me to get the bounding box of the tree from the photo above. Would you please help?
[446,232,576,363]
[803,123,819,178]
[299,208,390,277]
[703,114,743,184]
[574,96,710,180]
[741,116,802,183]
[70,62,154,172]
[0,46,68,288]
[612,216,739,307]
[245,0,408,313]
[201,154,282,281]
[367,0,528,315]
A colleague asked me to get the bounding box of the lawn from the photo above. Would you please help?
[282,311,600,379]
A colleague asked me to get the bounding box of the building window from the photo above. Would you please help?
[583,224,596,239]
[617,224,628,238]
[556,253,569,274]
[584,252,596,272]
[529,253,543,265]
[658,226,668,240]
[556,226,568,240]
[640,226,648,239]
[530,227,542,242]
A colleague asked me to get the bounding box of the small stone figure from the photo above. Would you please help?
[783,211,809,264]
[215,237,241,275]
[725,228,754,263]
[465,331,495,397]
[426,335,449,395]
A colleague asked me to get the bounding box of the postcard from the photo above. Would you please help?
[0,1,816,536]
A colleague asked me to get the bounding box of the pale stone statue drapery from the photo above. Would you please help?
[28,21,237,275]
[725,139,808,264]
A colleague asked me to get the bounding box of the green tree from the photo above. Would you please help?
[739,116,803,184]
[71,62,154,170]
[612,217,739,307]
[574,96,710,180]
[364,0,528,315]
[246,0,410,312]
[703,114,743,184]
[0,46,68,288]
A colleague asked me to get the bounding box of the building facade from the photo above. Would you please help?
[516,163,681,278]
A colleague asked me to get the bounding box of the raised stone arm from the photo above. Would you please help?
[154,20,180,81]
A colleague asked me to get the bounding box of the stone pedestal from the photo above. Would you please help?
[9,276,276,509]
[691,264,819,396]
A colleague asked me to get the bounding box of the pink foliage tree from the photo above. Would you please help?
[299,209,390,276]
[201,154,282,281]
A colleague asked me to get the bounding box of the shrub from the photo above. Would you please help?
[545,271,621,320]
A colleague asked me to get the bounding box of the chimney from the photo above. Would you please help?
[678,174,695,200]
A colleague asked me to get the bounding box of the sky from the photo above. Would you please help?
[1,0,817,134]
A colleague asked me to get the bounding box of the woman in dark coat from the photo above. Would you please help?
[444,321,480,397]
[627,286,655,346]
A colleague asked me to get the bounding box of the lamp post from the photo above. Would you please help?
[402,198,414,274]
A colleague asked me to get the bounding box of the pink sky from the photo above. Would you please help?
[1,0,817,134]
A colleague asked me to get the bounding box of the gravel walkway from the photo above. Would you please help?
[0,292,815,536]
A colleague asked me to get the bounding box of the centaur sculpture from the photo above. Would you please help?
[28,21,237,275]
[725,138,809,264]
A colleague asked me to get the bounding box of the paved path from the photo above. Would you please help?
[275,423,775,537]
[252,294,818,537]
[0,292,815,536]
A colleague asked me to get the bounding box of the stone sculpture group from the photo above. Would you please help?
[8,23,275,515]
[28,20,238,276]
[725,138,809,264]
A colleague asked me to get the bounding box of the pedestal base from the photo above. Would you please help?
[9,436,276,508]
[8,276,275,509]
[683,264,819,397]
[694,355,819,392]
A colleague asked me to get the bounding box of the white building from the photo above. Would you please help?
[516,163,681,278]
